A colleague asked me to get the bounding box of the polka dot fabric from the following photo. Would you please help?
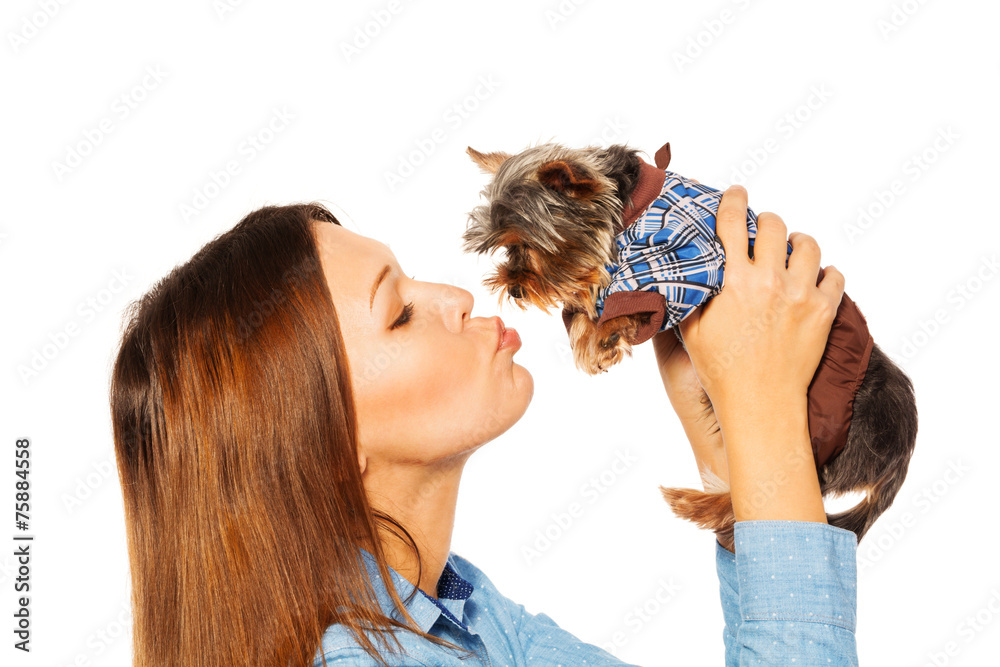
[718,520,860,666]
[434,561,475,600]
[314,521,860,665]
[417,560,474,632]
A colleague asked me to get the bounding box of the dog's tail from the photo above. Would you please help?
[821,340,919,544]
[660,465,736,552]
[824,463,909,543]
[663,453,911,552]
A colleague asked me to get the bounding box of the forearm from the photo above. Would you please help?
[714,391,827,523]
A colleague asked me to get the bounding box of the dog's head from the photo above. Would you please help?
[462,143,630,317]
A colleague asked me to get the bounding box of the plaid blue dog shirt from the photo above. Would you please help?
[562,144,793,345]
[561,143,875,469]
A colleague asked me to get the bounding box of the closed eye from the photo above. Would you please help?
[390,275,416,330]
[391,302,414,330]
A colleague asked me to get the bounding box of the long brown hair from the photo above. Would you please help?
[108,203,479,666]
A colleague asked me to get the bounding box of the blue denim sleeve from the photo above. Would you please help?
[506,602,645,666]
[313,647,423,666]
[715,535,742,664]
[716,520,860,666]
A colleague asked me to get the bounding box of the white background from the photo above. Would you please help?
[3,0,999,665]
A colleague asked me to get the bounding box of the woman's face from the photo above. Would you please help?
[313,222,533,472]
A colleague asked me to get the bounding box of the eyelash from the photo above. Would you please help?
[391,303,414,330]
[390,276,416,330]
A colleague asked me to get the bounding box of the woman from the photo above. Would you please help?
[109,185,859,666]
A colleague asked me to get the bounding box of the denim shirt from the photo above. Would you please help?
[313,520,859,666]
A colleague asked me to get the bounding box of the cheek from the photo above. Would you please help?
[355,333,485,436]
[353,329,530,457]
[403,334,484,408]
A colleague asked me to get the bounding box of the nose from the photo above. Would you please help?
[450,285,475,332]
[509,284,523,299]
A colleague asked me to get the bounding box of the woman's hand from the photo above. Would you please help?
[675,184,845,523]
[677,185,844,407]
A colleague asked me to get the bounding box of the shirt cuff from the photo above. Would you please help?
[733,520,858,633]
[715,535,742,664]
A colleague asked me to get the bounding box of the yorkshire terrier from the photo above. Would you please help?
[462,141,918,552]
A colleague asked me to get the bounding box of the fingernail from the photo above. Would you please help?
[728,184,746,193]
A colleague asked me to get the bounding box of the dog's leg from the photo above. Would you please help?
[567,311,642,374]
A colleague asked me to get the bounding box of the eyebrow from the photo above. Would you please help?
[369,264,392,313]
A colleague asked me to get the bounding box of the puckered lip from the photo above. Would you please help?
[494,316,506,352]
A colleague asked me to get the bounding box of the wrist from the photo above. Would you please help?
[714,392,827,523]
[712,388,808,432]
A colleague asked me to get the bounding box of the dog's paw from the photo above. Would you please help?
[568,313,636,375]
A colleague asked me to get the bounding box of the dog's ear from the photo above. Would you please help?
[536,160,600,199]
[467,147,511,174]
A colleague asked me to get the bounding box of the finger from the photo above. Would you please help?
[753,211,788,270]
[816,264,846,311]
[715,185,749,271]
[689,177,701,184]
[786,231,821,287]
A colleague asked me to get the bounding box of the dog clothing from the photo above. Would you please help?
[561,143,875,469]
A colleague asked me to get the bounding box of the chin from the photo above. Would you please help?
[510,360,532,387]
[510,365,534,415]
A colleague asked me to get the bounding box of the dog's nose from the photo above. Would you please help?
[509,284,523,299]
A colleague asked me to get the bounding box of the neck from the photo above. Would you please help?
[362,453,470,599]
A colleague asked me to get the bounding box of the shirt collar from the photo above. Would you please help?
[358,547,474,634]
